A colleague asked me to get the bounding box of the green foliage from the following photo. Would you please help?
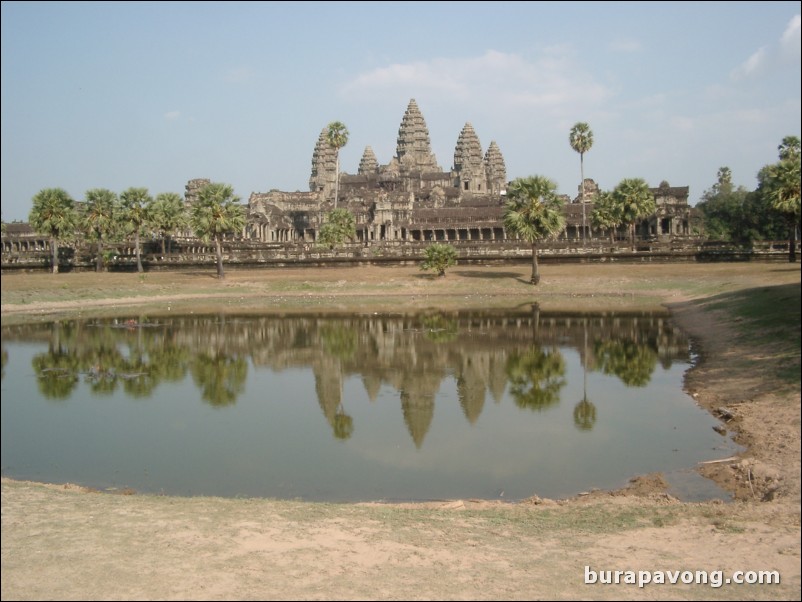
[190,183,245,241]
[326,121,349,208]
[506,346,566,411]
[594,339,658,387]
[151,192,188,254]
[610,178,655,249]
[191,351,248,407]
[82,188,120,272]
[317,208,356,249]
[503,175,566,284]
[573,399,597,431]
[29,187,78,273]
[420,243,458,277]
[190,182,245,278]
[590,190,621,242]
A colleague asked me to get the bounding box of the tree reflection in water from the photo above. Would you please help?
[4,309,688,444]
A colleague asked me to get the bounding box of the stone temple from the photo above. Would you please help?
[235,98,690,245]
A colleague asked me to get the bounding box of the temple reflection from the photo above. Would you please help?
[3,308,690,446]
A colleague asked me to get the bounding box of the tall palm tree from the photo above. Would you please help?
[326,121,349,209]
[611,178,655,250]
[764,156,801,263]
[151,192,188,255]
[503,175,566,285]
[569,122,594,245]
[761,136,800,262]
[190,182,246,279]
[119,187,153,273]
[82,188,119,272]
[28,187,78,274]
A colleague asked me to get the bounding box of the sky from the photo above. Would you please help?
[1,1,800,222]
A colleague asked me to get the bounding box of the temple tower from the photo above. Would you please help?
[394,99,441,173]
[309,128,337,195]
[484,141,507,195]
[453,122,485,192]
[358,146,379,175]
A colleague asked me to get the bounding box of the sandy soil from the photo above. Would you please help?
[1,262,800,600]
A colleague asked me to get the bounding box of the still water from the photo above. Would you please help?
[1,309,741,502]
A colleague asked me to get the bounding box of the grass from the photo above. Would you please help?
[706,282,801,388]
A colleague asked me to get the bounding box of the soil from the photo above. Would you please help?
[1,262,800,600]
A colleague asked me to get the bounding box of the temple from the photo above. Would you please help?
[243,98,691,246]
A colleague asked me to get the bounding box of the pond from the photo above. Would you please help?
[0,308,741,502]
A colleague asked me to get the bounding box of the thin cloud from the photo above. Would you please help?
[164,110,181,121]
[732,13,801,80]
[731,46,768,80]
[780,14,801,58]
[339,49,611,114]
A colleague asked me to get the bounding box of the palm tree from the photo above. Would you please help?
[151,192,188,255]
[82,188,119,272]
[326,121,349,208]
[119,187,153,273]
[505,346,566,412]
[29,188,78,274]
[190,182,246,279]
[611,178,655,250]
[569,122,594,246]
[761,137,800,262]
[590,190,621,244]
[420,243,458,277]
[503,175,566,284]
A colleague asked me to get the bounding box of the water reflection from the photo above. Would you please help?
[2,307,743,501]
[4,307,690,447]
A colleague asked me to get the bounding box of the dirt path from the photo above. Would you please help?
[1,262,800,600]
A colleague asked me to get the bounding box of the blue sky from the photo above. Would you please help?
[2,1,800,222]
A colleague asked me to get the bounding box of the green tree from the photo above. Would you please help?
[119,187,153,273]
[611,178,655,250]
[594,339,658,387]
[317,207,356,249]
[82,188,119,272]
[696,168,750,242]
[590,190,621,244]
[506,347,566,411]
[190,182,246,279]
[191,351,248,407]
[569,122,594,245]
[28,188,78,274]
[573,399,597,431]
[151,192,187,255]
[759,137,801,262]
[420,243,458,277]
[326,121,349,208]
[503,176,566,284]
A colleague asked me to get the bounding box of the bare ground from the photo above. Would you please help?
[1,262,800,600]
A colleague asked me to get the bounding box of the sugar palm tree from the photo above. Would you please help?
[326,121,349,208]
[119,187,153,273]
[82,188,119,272]
[569,122,594,245]
[28,187,78,274]
[761,136,800,262]
[590,190,622,244]
[611,178,655,250]
[503,175,566,284]
[190,182,246,279]
[151,192,188,255]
